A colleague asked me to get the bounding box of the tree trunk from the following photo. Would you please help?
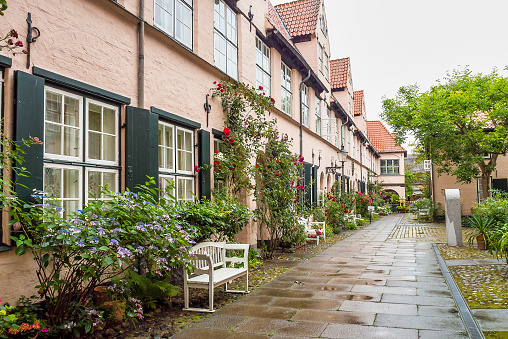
[481,173,490,201]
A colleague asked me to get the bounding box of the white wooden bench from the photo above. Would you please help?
[183,242,249,313]
[298,217,326,244]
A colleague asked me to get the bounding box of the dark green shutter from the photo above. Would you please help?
[198,130,211,200]
[15,71,45,203]
[126,106,158,193]
[312,165,318,204]
[304,162,312,205]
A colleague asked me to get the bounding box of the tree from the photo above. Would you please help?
[382,68,508,200]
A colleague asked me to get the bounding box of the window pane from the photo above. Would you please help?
[44,167,61,198]
[166,148,173,169]
[45,123,62,155]
[103,135,116,162]
[103,107,116,134]
[63,168,80,199]
[103,172,116,191]
[177,129,184,149]
[63,127,79,157]
[64,96,79,127]
[185,152,192,172]
[88,170,102,199]
[63,200,79,215]
[214,32,226,72]
[88,131,102,160]
[45,92,62,123]
[184,131,191,151]
[89,104,102,132]
[177,150,183,171]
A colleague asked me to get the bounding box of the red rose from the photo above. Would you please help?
[259,85,263,90]
[219,165,222,169]
[230,139,235,145]
[194,165,200,173]
[223,127,230,137]
[270,98,275,103]
[215,150,219,154]
[256,165,259,169]
[213,81,217,84]
[275,173,279,177]
[241,158,244,161]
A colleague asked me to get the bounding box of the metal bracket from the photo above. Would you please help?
[26,12,41,69]
[248,6,254,32]
[204,94,211,127]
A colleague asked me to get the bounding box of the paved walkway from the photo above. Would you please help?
[174,215,469,338]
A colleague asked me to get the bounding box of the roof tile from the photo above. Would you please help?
[274,0,320,38]
[330,58,349,89]
[366,121,406,153]
[268,1,292,41]
[353,90,363,116]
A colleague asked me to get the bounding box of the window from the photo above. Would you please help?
[315,96,321,135]
[256,36,271,95]
[341,124,345,149]
[326,108,331,142]
[324,52,329,80]
[301,84,309,127]
[158,121,195,201]
[154,0,193,48]
[318,43,323,73]
[281,62,292,116]
[44,88,120,215]
[381,159,400,175]
[214,0,237,79]
[335,119,339,147]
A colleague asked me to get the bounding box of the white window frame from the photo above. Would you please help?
[381,159,400,175]
[315,96,321,135]
[159,174,176,200]
[256,36,271,96]
[324,52,329,80]
[153,0,193,48]
[318,43,323,73]
[281,62,292,116]
[177,176,195,202]
[85,98,120,167]
[176,126,194,175]
[85,167,119,204]
[214,0,238,79]
[44,87,83,162]
[158,121,175,172]
[43,163,83,215]
[301,84,309,127]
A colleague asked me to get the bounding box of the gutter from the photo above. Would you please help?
[138,0,145,108]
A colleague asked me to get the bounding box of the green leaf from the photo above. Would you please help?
[102,256,114,267]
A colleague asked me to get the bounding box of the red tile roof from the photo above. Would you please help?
[274,0,321,38]
[330,58,349,90]
[268,1,292,42]
[366,121,406,153]
[353,90,364,116]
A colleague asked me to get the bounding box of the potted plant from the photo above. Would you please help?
[465,214,496,250]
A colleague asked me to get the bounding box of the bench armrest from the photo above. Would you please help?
[188,253,214,277]
[224,243,249,269]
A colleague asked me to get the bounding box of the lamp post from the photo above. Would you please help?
[337,149,348,193]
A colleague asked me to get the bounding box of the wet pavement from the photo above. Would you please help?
[173,215,469,338]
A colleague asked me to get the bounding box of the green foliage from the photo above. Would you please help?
[405,170,415,197]
[382,68,508,199]
[248,249,263,270]
[115,270,180,311]
[472,190,508,225]
[9,181,195,331]
[345,222,357,230]
[465,214,496,246]
[175,196,251,243]
[0,0,6,15]
[0,296,47,338]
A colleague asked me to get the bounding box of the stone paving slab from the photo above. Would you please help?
[417,305,460,318]
[471,309,508,331]
[321,324,418,339]
[418,329,469,338]
[381,293,456,306]
[339,300,417,315]
[291,309,375,325]
[374,313,465,331]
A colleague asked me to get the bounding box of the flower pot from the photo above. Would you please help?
[94,285,110,306]
[476,235,488,250]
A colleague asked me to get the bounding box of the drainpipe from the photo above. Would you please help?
[299,69,311,156]
[138,0,145,108]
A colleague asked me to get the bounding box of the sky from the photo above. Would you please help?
[271,0,508,150]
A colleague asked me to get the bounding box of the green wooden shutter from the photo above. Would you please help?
[312,165,318,205]
[15,71,45,203]
[126,106,158,193]
[198,130,211,200]
[304,162,312,205]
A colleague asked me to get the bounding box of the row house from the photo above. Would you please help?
[0,0,383,301]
